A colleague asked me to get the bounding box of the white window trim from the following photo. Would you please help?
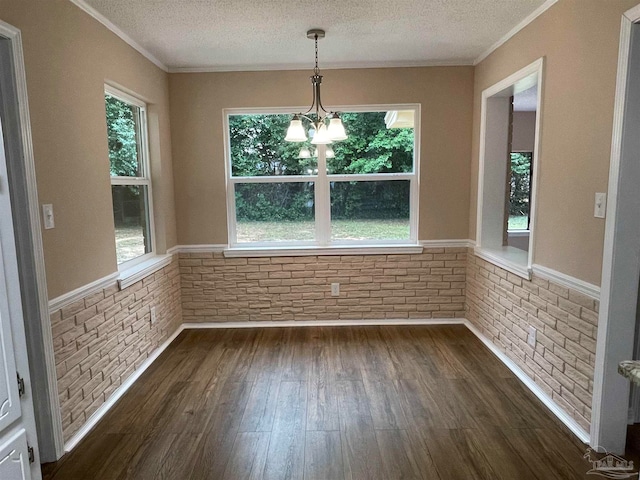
[475,58,544,280]
[105,84,157,273]
[223,104,421,250]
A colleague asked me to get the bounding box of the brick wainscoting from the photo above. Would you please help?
[50,257,182,441]
[179,248,467,323]
[466,251,598,431]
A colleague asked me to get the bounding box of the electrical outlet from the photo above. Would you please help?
[150,306,157,325]
[527,326,536,347]
[331,283,340,297]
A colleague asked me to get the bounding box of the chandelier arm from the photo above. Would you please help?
[315,80,328,116]
[301,82,317,117]
[297,114,317,124]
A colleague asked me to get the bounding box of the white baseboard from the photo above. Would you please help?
[182,318,465,329]
[463,319,591,444]
[63,324,185,452]
[62,316,590,453]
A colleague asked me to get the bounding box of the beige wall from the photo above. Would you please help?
[469,0,638,285]
[0,0,177,298]
[168,67,474,245]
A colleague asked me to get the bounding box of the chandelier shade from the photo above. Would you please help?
[298,147,311,159]
[310,124,332,145]
[285,116,307,142]
[327,116,347,141]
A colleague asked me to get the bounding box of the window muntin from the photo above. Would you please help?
[226,107,418,247]
[508,152,533,231]
[105,87,153,266]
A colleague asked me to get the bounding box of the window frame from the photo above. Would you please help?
[476,58,543,279]
[223,104,420,250]
[105,84,156,271]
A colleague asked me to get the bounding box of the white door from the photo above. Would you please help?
[0,111,40,479]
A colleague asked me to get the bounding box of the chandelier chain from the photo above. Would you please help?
[314,34,319,75]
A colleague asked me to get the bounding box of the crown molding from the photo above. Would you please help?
[473,0,558,66]
[167,59,474,74]
[68,0,168,72]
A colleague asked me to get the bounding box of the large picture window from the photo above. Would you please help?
[105,86,154,266]
[225,107,419,247]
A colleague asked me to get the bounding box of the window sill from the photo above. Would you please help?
[224,244,423,258]
[507,230,530,237]
[474,246,531,280]
[118,254,172,289]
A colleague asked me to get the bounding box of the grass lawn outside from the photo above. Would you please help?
[508,215,529,230]
[115,225,147,263]
[236,219,410,243]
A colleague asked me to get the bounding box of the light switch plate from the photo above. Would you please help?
[42,204,55,229]
[594,192,607,218]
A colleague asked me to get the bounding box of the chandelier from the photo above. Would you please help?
[284,29,348,145]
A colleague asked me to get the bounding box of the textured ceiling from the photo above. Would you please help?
[81,0,548,71]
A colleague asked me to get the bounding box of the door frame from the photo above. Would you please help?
[592,3,640,454]
[0,19,64,460]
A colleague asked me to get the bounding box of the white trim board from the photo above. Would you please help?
[48,272,119,312]
[169,60,474,74]
[463,320,590,443]
[532,264,600,300]
[473,0,558,65]
[67,0,168,72]
[224,245,424,258]
[62,316,590,454]
[420,239,475,248]
[118,255,171,290]
[167,241,473,255]
[166,244,227,255]
[64,324,185,452]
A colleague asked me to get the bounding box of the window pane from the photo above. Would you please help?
[112,185,151,264]
[508,152,532,230]
[330,180,410,241]
[327,111,414,174]
[229,114,315,177]
[235,182,315,243]
[106,94,142,177]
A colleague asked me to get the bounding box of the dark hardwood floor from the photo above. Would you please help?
[42,325,599,479]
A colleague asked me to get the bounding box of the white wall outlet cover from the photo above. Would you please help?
[594,192,607,218]
[331,283,339,296]
[42,204,55,229]
[150,306,157,324]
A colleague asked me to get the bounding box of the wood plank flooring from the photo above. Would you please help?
[42,325,598,479]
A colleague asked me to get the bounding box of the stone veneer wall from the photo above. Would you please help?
[466,251,599,432]
[179,248,467,322]
[50,257,182,441]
